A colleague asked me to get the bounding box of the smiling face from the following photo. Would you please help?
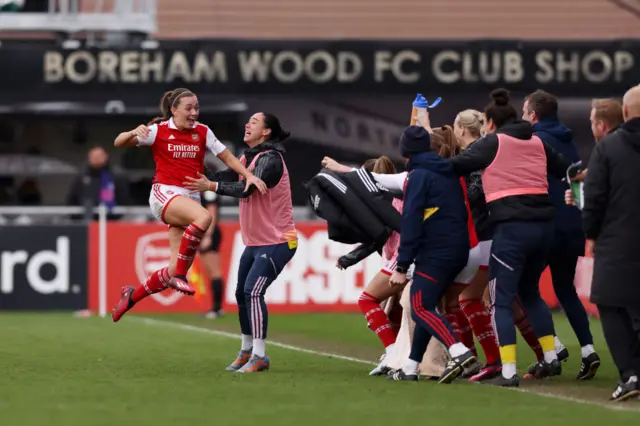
[244,113,270,146]
[171,95,199,129]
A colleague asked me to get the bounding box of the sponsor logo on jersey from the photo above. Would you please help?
[168,143,200,159]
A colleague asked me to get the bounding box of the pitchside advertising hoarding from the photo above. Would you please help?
[86,222,384,314]
[0,40,637,99]
[0,226,88,310]
[0,222,597,317]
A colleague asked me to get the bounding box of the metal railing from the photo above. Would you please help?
[0,205,321,225]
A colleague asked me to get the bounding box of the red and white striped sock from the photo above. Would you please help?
[460,298,500,364]
[454,304,477,356]
[174,223,204,276]
[443,304,476,355]
[132,267,171,303]
[358,292,396,348]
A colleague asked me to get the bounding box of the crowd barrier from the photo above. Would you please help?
[0,221,598,317]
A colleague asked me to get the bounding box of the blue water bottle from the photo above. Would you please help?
[412,94,442,126]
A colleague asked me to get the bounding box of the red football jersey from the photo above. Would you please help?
[137,118,227,187]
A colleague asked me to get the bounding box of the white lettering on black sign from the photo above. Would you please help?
[432,51,524,84]
[44,51,228,84]
[42,48,636,86]
[237,50,363,83]
[535,50,634,83]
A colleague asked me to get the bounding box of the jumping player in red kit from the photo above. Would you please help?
[110,88,267,322]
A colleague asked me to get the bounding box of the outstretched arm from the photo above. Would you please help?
[186,151,284,199]
[449,135,497,176]
[114,124,158,148]
[205,166,239,183]
[369,171,407,193]
[206,128,267,194]
[542,141,572,179]
[337,238,386,270]
[217,149,250,180]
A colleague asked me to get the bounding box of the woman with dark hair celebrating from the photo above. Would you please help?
[185,112,297,373]
[448,89,572,387]
[111,88,266,323]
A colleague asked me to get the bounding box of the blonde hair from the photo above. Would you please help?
[455,109,485,138]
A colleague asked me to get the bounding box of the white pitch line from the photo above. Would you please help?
[134,317,374,366]
[134,317,640,413]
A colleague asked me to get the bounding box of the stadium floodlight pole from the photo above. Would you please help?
[98,203,108,318]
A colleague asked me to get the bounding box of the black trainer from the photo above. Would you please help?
[531,359,562,379]
[387,369,419,381]
[557,347,569,363]
[526,347,568,376]
[438,351,478,384]
[525,357,563,379]
[481,374,520,388]
[577,352,601,380]
[460,360,482,379]
[610,380,640,402]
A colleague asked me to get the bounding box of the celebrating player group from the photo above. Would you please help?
[110,86,600,386]
[321,89,600,386]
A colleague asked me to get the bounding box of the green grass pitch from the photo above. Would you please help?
[1,312,638,426]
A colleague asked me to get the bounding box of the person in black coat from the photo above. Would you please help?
[582,85,640,402]
[523,90,599,379]
[66,147,131,220]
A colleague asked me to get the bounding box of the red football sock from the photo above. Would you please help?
[515,314,544,361]
[358,292,396,348]
[132,267,171,303]
[460,298,500,365]
[174,223,204,276]
[454,305,477,356]
[443,304,477,355]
